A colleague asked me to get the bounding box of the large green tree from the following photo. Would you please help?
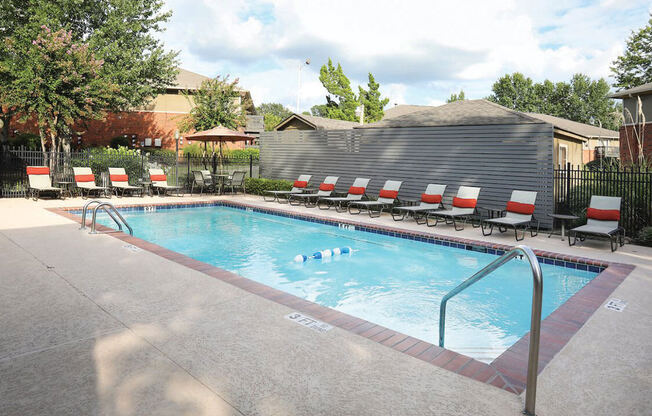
[1,26,118,161]
[179,76,250,133]
[446,90,466,103]
[0,0,178,143]
[358,73,389,123]
[256,102,292,131]
[611,13,652,90]
[487,72,621,130]
[311,59,358,121]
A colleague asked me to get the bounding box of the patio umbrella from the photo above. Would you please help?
[185,125,255,171]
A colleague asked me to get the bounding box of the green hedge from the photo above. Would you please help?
[244,178,293,195]
[634,227,652,247]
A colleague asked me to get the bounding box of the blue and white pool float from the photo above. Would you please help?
[294,247,352,262]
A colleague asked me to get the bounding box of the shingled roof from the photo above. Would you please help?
[525,113,618,139]
[275,113,360,130]
[168,68,211,91]
[382,104,433,120]
[359,100,541,129]
[609,82,652,98]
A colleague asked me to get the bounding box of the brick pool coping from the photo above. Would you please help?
[49,199,635,395]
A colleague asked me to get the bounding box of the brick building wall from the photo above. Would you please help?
[620,123,652,164]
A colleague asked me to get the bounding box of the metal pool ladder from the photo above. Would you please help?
[79,199,133,236]
[438,245,543,416]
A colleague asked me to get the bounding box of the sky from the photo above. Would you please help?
[160,0,652,113]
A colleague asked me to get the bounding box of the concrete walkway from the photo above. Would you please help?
[0,195,650,415]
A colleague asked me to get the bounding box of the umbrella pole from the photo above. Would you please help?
[219,141,224,173]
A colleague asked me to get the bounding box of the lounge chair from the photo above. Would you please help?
[73,167,109,199]
[426,186,481,231]
[391,184,447,223]
[26,166,63,200]
[108,168,144,197]
[348,180,403,217]
[264,174,312,202]
[481,190,539,241]
[288,176,339,207]
[568,196,625,251]
[150,168,182,196]
[317,178,371,212]
[223,171,247,194]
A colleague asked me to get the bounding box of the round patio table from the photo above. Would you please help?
[138,180,153,197]
[55,181,75,199]
[547,213,579,241]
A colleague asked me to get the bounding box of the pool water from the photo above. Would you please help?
[98,205,597,362]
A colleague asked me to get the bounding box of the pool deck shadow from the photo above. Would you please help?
[1,194,650,415]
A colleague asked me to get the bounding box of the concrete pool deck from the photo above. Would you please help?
[0,194,650,415]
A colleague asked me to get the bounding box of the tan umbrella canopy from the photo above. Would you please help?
[185,126,255,169]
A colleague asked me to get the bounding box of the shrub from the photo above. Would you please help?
[8,133,40,150]
[244,177,292,195]
[634,227,652,247]
[70,146,143,182]
[224,147,259,159]
[585,158,620,171]
[109,135,131,149]
[183,143,204,157]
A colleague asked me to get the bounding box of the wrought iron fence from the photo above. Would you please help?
[554,163,651,237]
[0,146,259,197]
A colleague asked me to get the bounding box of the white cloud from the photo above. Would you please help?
[160,0,652,109]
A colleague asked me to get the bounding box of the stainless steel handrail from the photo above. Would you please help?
[79,199,104,230]
[89,202,133,236]
[438,245,543,416]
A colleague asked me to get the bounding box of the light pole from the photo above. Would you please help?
[296,58,311,113]
[174,130,180,186]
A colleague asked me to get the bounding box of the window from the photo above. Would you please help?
[558,144,568,167]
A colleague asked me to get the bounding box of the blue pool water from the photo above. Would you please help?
[97,205,597,362]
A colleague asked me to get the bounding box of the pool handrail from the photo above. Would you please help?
[89,201,133,236]
[80,199,104,230]
[438,244,542,416]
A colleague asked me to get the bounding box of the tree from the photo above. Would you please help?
[611,13,652,90]
[487,72,621,130]
[179,76,250,133]
[256,102,292,131]
[0,0,178,143]
[1,27,117,164]
[358,73,389,123]
[447,90,466,103]
[312,59,358,121]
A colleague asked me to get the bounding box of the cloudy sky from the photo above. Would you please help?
[160,0,651,112]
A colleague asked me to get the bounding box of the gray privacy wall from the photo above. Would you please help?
[259,123,555,228]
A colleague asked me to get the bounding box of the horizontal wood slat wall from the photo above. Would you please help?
[260,123,554,227]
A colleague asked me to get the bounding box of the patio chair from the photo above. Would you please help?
[108,168,144,197]
[191,171,211,195]
[425,186,481,231]
[481,190,539,241]
[568,196,625,252]
[391,184,447,223]
[288,176,340,207]
[317,178,371,212]
[223,171,247,194]
[264,174,312,202]
[149,168,183,196]
[25,166,63,201]
[73,167,109,199]
[348,180,403,217]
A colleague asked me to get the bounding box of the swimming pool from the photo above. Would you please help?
[95,203,598,362]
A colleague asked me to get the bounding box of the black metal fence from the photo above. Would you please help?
[0,146,259,197]
[554,163,651,237]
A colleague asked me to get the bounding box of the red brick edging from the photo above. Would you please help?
[48,200,635,395]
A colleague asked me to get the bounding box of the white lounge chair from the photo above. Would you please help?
[73,167,109,199]
[26,166,63,200]
[348,180,403,217]
[318,178,371,212]
[288,176,339,207]
[264,174,312,203]
[481,190,539,241]
[108,168,143,197]
[392,184,447,223]
[426,186,481,231]
[569,196,625,251]
[149,168,182,196]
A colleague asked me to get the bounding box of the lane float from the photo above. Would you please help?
[294,247,352,263]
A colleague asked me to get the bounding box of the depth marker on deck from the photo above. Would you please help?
[285,312,333,333]
[604,298,627,312]
[123,244,142,253]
